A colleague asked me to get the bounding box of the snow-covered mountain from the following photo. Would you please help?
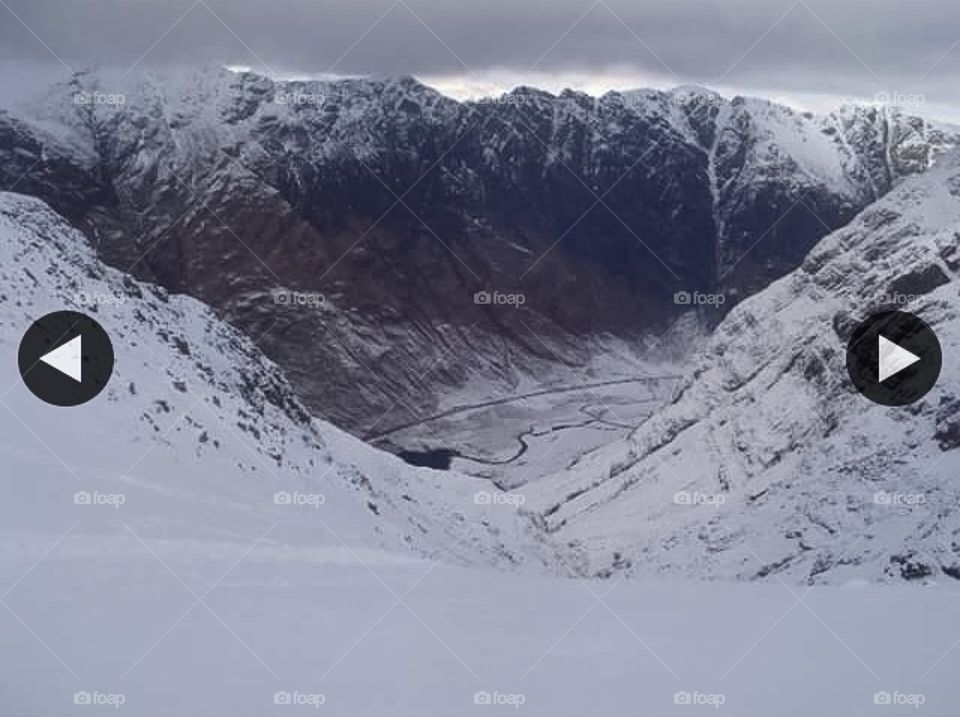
[0,191,573,573]
[524,150,960,584]
[0,65,956,434]
[5,83,960,715]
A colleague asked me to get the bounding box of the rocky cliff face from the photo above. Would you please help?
[524,151,960,584]
[0,67,955,432]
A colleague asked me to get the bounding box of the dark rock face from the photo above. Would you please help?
[1,69,956,432]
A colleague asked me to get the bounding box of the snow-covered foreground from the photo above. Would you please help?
[3,188,960,715]
[2,541,959,716]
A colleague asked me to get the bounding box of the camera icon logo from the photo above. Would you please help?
[274,491,292,506]
[474,691,492,705]
[673,690,692,705]
[274,690,292,705]
[474,291,492,305]
[74,691,92,705]
[74,491,92,505]
[674,291,692,305]
[874,491,892,505]
[874,691,892,705]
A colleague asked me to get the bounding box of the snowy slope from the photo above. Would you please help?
[621,85,957,201]
[0,191,573,572]
[524,151,960,584]
[6,556,960,717]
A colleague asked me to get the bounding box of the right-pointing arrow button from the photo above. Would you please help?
[878,334,921,383]
[846,309,942,407]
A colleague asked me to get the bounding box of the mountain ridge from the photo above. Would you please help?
[1,65,956,435]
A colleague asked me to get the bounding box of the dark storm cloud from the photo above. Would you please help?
[1,0,958,101]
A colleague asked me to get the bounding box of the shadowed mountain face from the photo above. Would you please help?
[0,68,956,432]
[522,150,960,584]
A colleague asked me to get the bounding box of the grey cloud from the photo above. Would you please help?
[1,0,958,103]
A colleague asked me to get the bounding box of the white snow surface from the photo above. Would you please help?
[5,557,960,716]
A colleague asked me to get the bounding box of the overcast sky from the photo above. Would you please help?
[2,0,959,118]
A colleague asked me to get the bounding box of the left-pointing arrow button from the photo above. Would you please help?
[18,311,114,406]
[39,334,83,383]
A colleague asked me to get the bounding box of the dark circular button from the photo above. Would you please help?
[846,310,941,406]
[18,311,115,407]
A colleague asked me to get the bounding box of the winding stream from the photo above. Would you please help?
[389,376,678,472]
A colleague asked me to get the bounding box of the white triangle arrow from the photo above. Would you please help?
[40,335,83,383]
[878,334,920,383]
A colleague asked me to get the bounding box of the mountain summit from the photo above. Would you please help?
[1,67,956,432]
